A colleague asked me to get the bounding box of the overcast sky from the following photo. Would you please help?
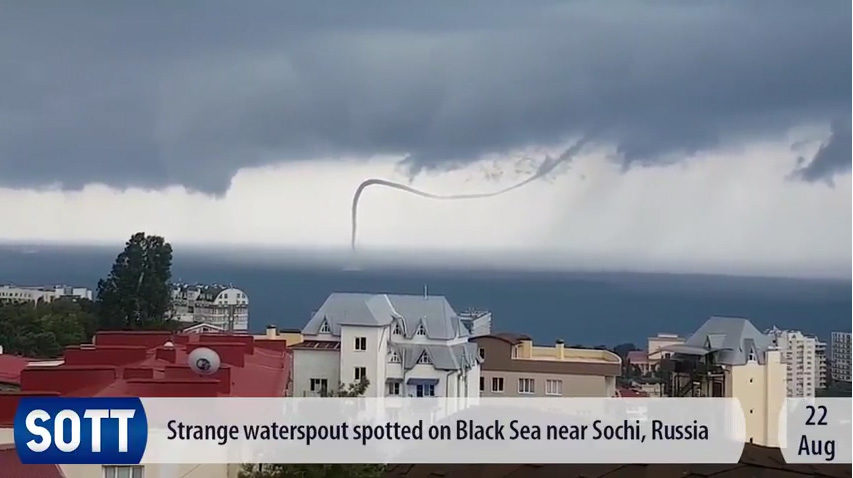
[0,1,850,278]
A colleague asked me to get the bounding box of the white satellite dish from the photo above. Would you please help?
[188,347,221,376]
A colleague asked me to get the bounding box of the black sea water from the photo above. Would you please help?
[0,244,849,346]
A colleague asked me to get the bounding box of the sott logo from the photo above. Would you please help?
[14,397,147,464]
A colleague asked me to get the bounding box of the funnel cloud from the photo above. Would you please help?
[351,138,589,251]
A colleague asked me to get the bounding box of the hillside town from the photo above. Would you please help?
[0,237,850,477]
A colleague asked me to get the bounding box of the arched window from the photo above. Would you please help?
[319,319,331,334]
[388,350,401,363]
[415,323,427,336]
[392,321,404,336]
[417,351,431,364]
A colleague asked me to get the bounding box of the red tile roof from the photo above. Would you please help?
[0,331,291,422]
[0,444,65,478]
[626,350,648,364]
[0,355,30,385]
[616,388,648,398]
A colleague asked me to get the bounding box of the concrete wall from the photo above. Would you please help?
[479,370,612,397]
[292,348,341,397]
[726,351,785,448]
[340,325,387,397]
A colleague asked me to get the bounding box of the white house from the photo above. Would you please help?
[291,293,481,398]
[0,284,93,304]
[171,284,249,331]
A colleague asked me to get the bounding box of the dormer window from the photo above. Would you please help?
[319,319,331,334]
[415,323,427,336]
[417,351,431,364]
[388,350,401,363]
[747,349,757,362]
[392,321,404,336]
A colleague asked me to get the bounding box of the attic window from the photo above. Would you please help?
[415,323,427,336]
[319,319,331,334]
[392,321,404,335]
[747,349,757,362]
[388,350,401,363]
[417,351,431,364]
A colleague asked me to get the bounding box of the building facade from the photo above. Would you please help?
[830,331,851,383]
[474,334,621,397]
[171,284,249,331]
[661,317,786,447]
[815,339,828,390]
[0,284,93,304]
[291,293,480,398]
[766,327,817,397]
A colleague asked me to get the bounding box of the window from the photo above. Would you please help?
[545,379,562,396]
[416,384,435,397]
[417,351,431,364]
[355,336,367,351]
[479,376,484,391]
[103,466,144,478]
[392,321,404,335]
[319,320,331,334]
[388,350,401,363]
[355,367,367,381]
[310,378,328,395]
[415,322,427,336]
[518,378,535,394]
[388,382,401,396]
[492,377,504,393]
[478,348,485,360]
[511,346,519,358]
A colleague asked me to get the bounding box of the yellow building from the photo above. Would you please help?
[255,325,303,346]
[661,316,786,447]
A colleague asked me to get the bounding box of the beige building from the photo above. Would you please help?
[661,316,786,447]
[766,327,818,397]
[474,333,621,397]
[647,333,685,367]
[255,325,304,346]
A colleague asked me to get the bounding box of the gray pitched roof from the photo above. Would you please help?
[392,343,479,371]
[683,316,771,365]
[302,293,470,340]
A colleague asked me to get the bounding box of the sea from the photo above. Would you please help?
[0,244,849,347]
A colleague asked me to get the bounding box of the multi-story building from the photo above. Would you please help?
[815,339,828,390]
[830,331,851,383]
[0,284,93,304]
[660,316,786,447]
[647,333,685,366]
[474,334,620,397]
[291,293,480,398]
[171,283,249,331]
[766,327,817,397]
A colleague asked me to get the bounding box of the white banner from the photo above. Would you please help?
[140,397,746,463]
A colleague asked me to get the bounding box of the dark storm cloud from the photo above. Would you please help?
[792,118,852,185]
[0,1,849,194]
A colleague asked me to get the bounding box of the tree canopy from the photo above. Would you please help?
[0,299,98,358]
[96,232,173,329]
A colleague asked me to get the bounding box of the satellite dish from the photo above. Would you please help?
[188,347,221,375]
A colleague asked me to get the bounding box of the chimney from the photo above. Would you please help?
[556,339,565,360]
[266,324,278,339]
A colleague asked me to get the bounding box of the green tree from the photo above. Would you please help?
[96,232,173,329]
[0,300,97,358]
[240,379,386,478]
